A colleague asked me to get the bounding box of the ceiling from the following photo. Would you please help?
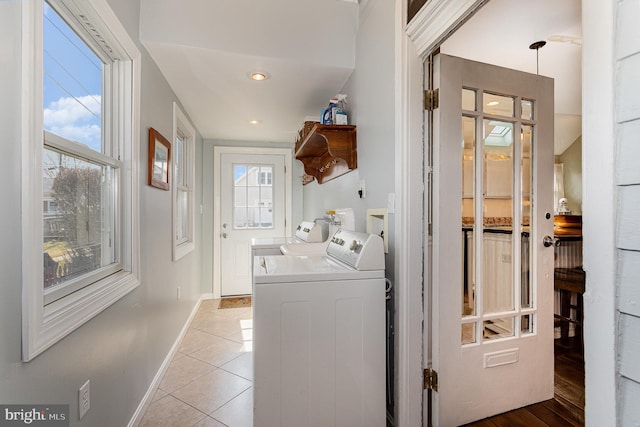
[140,0,360,144]
[140,0,581,154]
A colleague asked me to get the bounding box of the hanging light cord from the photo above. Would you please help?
[529,40,547,75]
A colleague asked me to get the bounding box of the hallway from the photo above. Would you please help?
[139,300,253,427]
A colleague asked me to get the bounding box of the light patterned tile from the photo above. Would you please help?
[178,329,220,355]
[173,351,187,362]
[141,297,255,426]
[191,316,246,339]
[171,369,252,415]
[191,416,226,427]
[220,352,253,381]
[151,388,169,403]
[198,299,221,312]
[139,395,206,427]
[211,387,253,427]
[158,355,216,393]
[189,336,246,367]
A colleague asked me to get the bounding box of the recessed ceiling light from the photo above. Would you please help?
[249,119,262,125]
[487,101,500,106]
[248,71,270,81]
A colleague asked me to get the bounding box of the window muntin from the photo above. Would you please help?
[233,164,274,229]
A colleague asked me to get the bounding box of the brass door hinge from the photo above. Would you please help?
[424,89,439,111]
[424,368,438,391]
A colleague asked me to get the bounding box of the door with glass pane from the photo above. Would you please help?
[429,54,555,425]
[220,153,285,296]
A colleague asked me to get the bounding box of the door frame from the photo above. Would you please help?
[394,0,616,425]
[212,146,292,299]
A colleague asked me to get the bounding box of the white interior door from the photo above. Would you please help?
[220,153,286,296]
[428,54,555,425]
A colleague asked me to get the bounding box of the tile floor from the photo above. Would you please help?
[139,299,254,427]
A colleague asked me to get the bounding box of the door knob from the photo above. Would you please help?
[222,232,228,239]
[542,235,560,247]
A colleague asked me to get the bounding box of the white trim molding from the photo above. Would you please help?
[406,0,487,59]
[172,102,197,261]
[21,0,141,361]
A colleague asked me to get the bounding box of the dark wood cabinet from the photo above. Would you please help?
[294,123,357,185]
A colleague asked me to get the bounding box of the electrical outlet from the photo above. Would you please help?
[79,380,90,419]
[177,286,181,300]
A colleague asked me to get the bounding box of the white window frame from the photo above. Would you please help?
[21,0,141,361]
[172,103,196,261]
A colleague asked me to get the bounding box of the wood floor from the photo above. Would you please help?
[461,337,585,427]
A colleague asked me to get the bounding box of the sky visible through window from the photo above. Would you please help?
[44,3,102,152]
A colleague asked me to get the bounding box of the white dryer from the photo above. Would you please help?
[250,220,328,257]
[253,229,386,427]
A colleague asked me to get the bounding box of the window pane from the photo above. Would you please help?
[462,116,476,317]
[260,207,273,228]
[260,187,273,207]
[462,88,476,111]
[234,187,247,207]
[521,100,533,120]
[260,166,273,185]
[462,322,476,345]
[246,207,260,228]
[521,314,534,334]
[43,148,115,290]
[234,207,248,228]
[483,317,514,341]
[176,189,188,242]
[483,120,514,314]
[483,93,514,117]
[521,125,533,308]
[43,3,103,152]
[174,134,185,186]
[247,187,260,207]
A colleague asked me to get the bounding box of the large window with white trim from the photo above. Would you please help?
[172,103,196,260]
[22,0,140,361]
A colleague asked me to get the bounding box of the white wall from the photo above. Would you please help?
[0,1,205,425]
[302,0,397,280]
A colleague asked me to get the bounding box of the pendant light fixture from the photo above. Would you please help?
[529,40,547,75]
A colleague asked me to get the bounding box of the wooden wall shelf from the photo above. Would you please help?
[294,123,357,184]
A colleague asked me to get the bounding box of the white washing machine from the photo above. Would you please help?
[253,229,386,427]
[250,220,328,258]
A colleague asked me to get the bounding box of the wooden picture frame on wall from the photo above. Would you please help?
[148,127,171,190]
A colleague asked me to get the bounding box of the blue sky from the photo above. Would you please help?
[44,3,102,152]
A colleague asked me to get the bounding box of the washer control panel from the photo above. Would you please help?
[327,229,384,270]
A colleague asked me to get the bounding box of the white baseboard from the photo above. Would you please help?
[127,295,207,427]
